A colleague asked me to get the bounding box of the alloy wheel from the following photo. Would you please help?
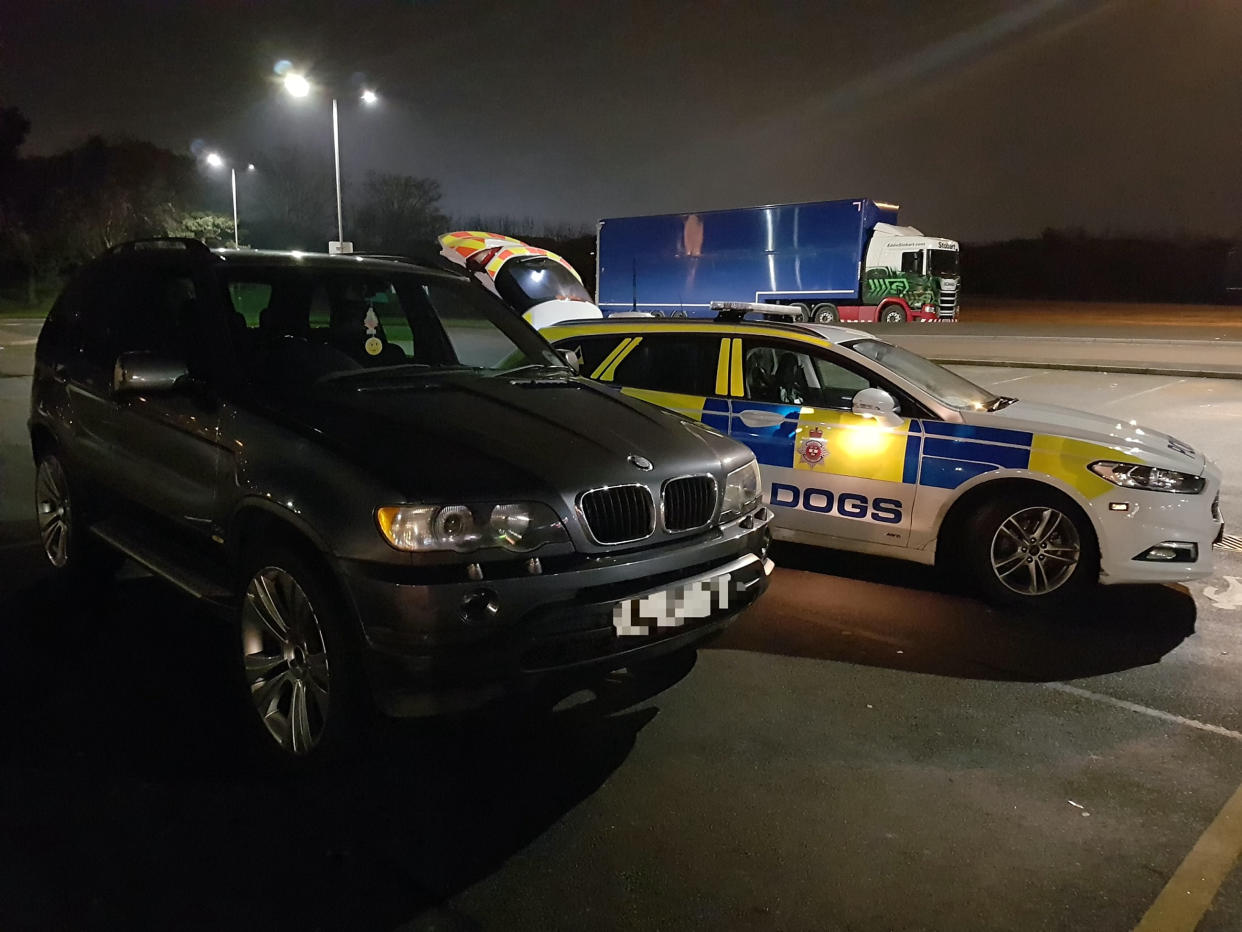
[240,566,332,755]
[35,458,71,569]
[989,505,1081,596]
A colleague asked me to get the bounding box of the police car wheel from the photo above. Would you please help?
[963,491,1096,607]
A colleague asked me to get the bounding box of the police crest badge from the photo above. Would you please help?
[798,426,827,467]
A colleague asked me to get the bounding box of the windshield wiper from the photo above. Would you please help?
[490,362,574,378]
[986,396,1018,411]
[316,363,484,385]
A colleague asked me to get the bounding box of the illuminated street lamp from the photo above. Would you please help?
[205,151,255,247]
[280,69,378,253]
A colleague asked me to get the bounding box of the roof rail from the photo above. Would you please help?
[351,253,420,264]
[106,237,217,257]
[711,300,802,322]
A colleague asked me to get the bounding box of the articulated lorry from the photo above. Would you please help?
[596,198,960,323]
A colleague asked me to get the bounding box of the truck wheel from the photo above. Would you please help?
[788,302,810,322]
[880,305,907,324]
[236,546,366,766]
[960,490,1096,608]
[812,303,838,323]
[34,452,121,584]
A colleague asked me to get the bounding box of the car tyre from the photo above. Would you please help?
[34,452,121,586]
[235,545,368,769]
[812,303,838,324]
[880,305,907,324]
[788,302,810,322]
[961,489,1097,608]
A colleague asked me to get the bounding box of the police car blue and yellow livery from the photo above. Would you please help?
[543,314,1224,605]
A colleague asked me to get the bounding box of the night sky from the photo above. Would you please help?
[4,0,1242,241]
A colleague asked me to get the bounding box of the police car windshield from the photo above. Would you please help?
[843,339,1000,411]
[222,267,562,389]
[494,256,592,311]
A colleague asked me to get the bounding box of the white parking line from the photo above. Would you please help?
[1044,682,1242,742]
[1100,378,1187,408]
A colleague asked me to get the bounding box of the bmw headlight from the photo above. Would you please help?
[376,502,569,553]
[721,459,762,519]
[1089,461,1205,494]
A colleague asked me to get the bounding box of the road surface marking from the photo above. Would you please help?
[1133,779,1242,932]
[1048,681,1242,930]
[1203,577,1242,611]
[1043,682,1242,743]
[1101,378,1186,407]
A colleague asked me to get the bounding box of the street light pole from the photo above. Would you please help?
[280,70,376,253]
[331,98,344,244]
[230,167,239,247]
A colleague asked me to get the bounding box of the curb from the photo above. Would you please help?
[928,357,1242,380]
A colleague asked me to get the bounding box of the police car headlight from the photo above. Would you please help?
[1089,461,1205,495]
[376,502,569,553]
[721,459,762,519]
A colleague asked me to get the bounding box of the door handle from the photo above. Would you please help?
[51,363,68,385]
[737,409,787,429]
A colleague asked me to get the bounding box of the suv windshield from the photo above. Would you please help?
[493,256,592,311]
[223,266,564,388]
[928,249,959,277]
[844,338,1000,410]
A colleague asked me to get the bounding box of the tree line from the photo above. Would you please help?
[962,228,1237,304]
[0,105,587,307]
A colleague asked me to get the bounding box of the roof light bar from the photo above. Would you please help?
[711,301,802,322]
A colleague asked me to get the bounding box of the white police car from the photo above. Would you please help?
[543,307,1224,605]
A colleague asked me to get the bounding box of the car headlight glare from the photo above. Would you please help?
[377,502,568,553]
[1089,461,1205,495]
[721,459,762,519]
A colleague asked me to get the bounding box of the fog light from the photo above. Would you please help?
[1135,542,1197,563]
[461,588,500,623]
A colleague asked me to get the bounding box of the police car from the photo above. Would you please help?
[542,304,1225,605]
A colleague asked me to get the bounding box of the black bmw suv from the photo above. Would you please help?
[29,239,773,761]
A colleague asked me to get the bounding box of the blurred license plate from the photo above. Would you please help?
[612,573,732,637]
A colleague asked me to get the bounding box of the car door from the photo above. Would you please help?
[731,337,920,547]
[77,255,227,540]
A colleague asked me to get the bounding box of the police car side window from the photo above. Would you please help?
[610,335,720,395]
[744,340,909,413]
[811,356,874,410]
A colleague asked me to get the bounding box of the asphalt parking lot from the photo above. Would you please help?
[1,321,1241,930]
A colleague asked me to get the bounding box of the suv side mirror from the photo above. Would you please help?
[557,348,581,372]
[112,352,190,395]
[852,387,902,427]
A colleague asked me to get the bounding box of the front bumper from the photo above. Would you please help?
[337,507,774,715]
[1092,484,1223,585]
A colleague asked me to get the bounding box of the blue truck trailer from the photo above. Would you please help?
[596,198,960,323]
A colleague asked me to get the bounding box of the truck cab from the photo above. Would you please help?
[863,223,961,320]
